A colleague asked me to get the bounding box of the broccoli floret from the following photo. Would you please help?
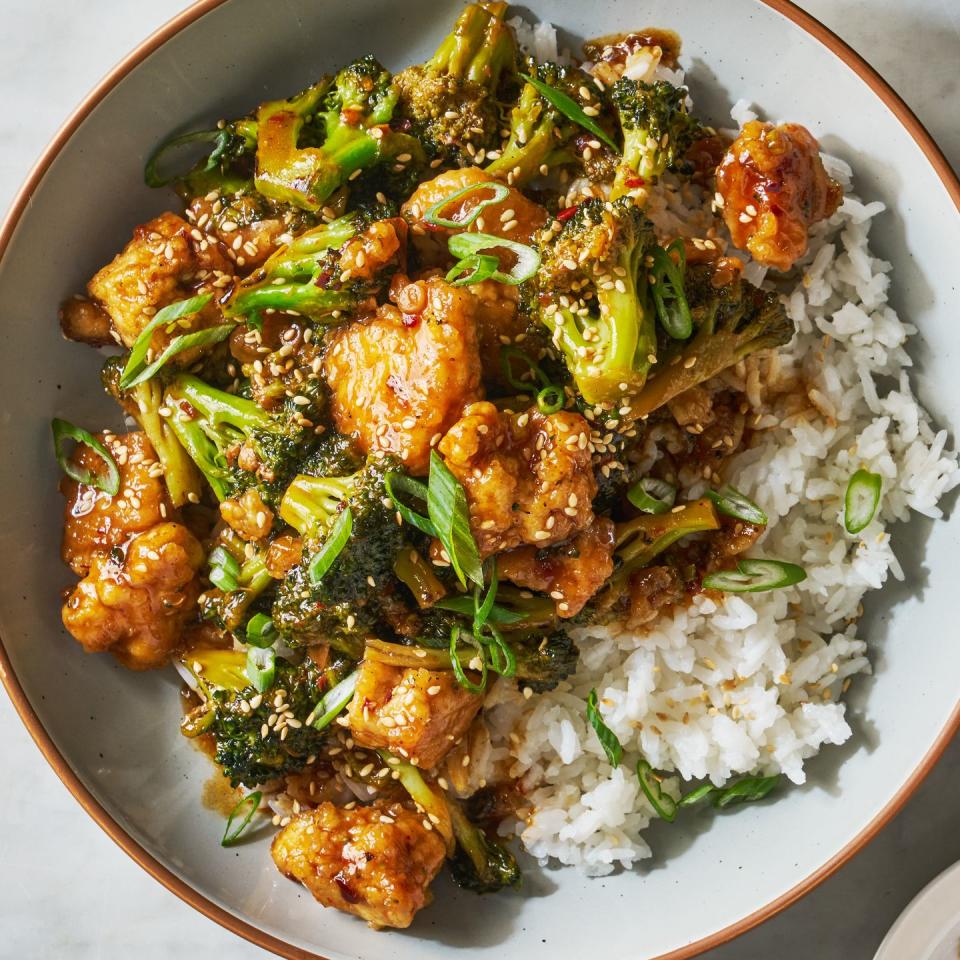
[272,457,406,654]
[393,1,517,166]
[101,357,204,508]
[535,196,658,405]
[486,61,609,186]
[163,373,314,506]
[254,56,397,211]
[610,78,702,199]
[448,798,522,893]
[144,119,259,199]
[630,265,794,418]
[225,203,399,324]
[297,431,365,479]
[181,649,329,788]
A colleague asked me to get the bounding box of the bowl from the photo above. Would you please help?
[1,1,958,958]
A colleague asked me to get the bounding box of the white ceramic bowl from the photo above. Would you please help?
[1,1,958,958]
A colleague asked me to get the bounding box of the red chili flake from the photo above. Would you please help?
[177,400,198,419]
[314,268,333,288]
[557,205,579,222]
[624,176,646,188]
[400,313,420,328]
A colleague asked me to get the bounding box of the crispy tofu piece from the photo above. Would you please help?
[60,432,174,577]
[716,120,842,271]
[271,801,446,929]
[499,517,616,617]
[402,167,548,265]
[87,211,233,353]
[61,520,204,669]
[437,401,597,557]
[347,659,482,768]
[323,276,483,474]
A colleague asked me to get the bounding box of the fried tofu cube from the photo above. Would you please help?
[60,431,174,577]
[87,211,232,352]
[271,801,446,929]
[323,276,483,474]
[347,659,483,769]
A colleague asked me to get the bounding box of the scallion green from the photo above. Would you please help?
[221,791,262,846]
[521,73,619,153]
[627,477,677,514]
[586,688,622,767]
[51,419,121,496]
[706,485,768,525]
[703,558,806,593]
[423,181,510,228]
[307,506,353,585]
[447,232,540,285]
[844,468,882,534]
[636,758,678,822]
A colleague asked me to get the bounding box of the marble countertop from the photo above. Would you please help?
[1,1,958,956]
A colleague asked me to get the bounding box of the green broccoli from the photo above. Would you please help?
[254,56,397,211]
[224,203,399,324]
[630,265,794,419]
[610,78,702,199]
[393,1,517,166]
[101,357,203,508]
[535,196,658,405]
[383,752,521,893]
[486,61,611,186]
[271,457,406,654]
[163,373,315,506]
[180,649,329,788]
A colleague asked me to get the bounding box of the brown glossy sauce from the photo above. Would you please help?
[583,28,682,67]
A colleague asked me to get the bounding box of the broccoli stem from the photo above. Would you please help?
[393,548,448,608]
[485,82,555,185]
[131,379,203,507]
[227,283,357,319]
[616,497,720,569]
[378,751,455,852]
[429,1,515,87]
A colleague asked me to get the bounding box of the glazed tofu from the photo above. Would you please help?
[60,432,174,577]
[347,659,483,769]
[402,167,548,265]
[87,211,232,352]
[61,520,204,669]
[271,801,446,929]
[323,276,483,474]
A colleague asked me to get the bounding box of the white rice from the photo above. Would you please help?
[482,43,960,874]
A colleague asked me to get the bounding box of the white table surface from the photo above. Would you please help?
[1,1,957,957]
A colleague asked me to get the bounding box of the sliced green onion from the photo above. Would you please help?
[51,419,121,496]
[474,559,499,634]
[245,646,276,693]
[450,625,487,695]
[500,345,550,393]
[221,791,262,846]
[712,774,780,809]
[244,613,276,649]
[627,477,677,514]
[447,232,540,285]
[308,669,359,730]
[536,384,565,414]
[119,294,213,389]
[636,759,677,822]
[434,595,524,625]
[308,506,353,585]
[146,129,226,189]
[706,485,768,525]
[385,471,436,537]
[649,240,692,340]
[677,782,717,808]
[209,565,239,592]
[482,621,516,679]
[520,73,619,153]
[703,558,806,593]
[586,688,622,767]
[428,450,483,588]
[424,181,510,229]
[446,254,500,287]
[208,546,241,579]
[844,469,882,534]
[121,324,233,389]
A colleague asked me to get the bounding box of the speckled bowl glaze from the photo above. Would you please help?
[1,1,958,958]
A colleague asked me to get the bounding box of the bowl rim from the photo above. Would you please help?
[2,1,958,957]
